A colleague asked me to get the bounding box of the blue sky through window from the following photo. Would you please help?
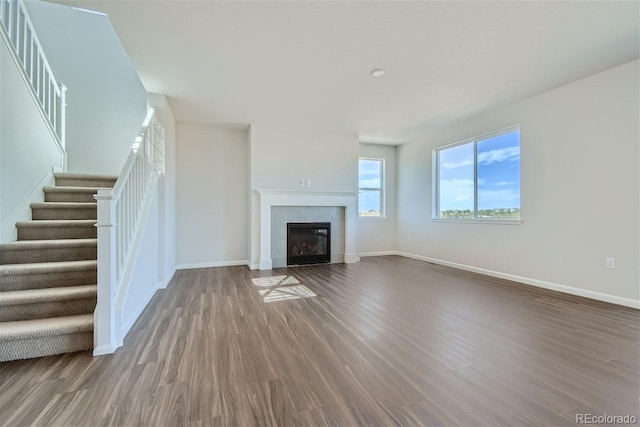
[359,159,383,215]
[438,143,474,211]
[438,129,520,213]
[478,131,520,210]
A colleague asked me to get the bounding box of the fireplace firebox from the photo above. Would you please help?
[287,222,331,266]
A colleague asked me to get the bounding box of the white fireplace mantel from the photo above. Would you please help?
[256,189,360,270]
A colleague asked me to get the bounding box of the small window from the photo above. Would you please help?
[359,158,384,217]
[434,127,520,220]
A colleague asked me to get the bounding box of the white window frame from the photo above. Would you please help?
[432,125,521,224]
[358,157,386,218]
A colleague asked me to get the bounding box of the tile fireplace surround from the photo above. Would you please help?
[256,189,359,270]
[272,208,341,268]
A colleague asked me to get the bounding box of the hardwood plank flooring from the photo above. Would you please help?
[1,256,638,426]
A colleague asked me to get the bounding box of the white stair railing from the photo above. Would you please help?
[94,108,165,354]
[0,0,66,149]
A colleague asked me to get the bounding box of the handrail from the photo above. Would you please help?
[112,108,163,285]
[0,0,66,148]
[94,108,165,355]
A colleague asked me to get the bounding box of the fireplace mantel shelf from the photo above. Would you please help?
[256,189,358,196]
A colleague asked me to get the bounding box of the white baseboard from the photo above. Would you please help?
[157,268,176,289]
[359,251,399,257]
[93,344,118,356]
[176,260,250,270]
[396,251,640,309]
[157,275,173,290]
[169,253,640,308]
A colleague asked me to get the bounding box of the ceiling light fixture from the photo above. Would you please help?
[371,68,385,77]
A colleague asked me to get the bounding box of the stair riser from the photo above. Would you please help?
[0,332,93,362]
[32,207,97,220]
[0,269,97,291]
[0,246,97,264]
[0,298,96,322]
[55,177,116,188]
[17,226,96,240]
[45,192,97,203]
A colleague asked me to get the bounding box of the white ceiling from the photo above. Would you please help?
[52,0,639,143]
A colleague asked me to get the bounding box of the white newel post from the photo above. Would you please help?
[94,189,119,355]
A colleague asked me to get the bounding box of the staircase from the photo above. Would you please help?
[0,173,117,362]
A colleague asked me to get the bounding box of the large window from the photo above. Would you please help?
[359,158,384,217]
[434,127,520,220]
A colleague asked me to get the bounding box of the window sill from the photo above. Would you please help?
[359,216,388,220]
[430,218,522,225]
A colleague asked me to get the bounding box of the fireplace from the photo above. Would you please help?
[287,222,331,266]
[256,190,359,270]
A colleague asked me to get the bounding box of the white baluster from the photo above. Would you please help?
[58,83,66,148]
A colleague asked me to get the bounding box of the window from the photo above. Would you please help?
[359,158,384,217]
[434,127,520,220]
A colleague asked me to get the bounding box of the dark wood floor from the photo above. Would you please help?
[1,256,638,426]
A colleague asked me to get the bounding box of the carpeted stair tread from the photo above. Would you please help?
[0,285,97,322]
[0,238,97,250]
[30,202,97,221]
[16,220,97,228]
[43,186,103,203]
[0,259,97,276]
[54,172,118,181]
[16,220,97,240]
[54,173,118,188]
[0,285,96,306]
[43,186,103,193]
[30,202,96,209]
[0,260,97,291]
[0,239,97,264]
[0,314,93,342]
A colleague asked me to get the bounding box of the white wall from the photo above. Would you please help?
[358,143,397,255]
[176,123,250,268]
[397,60,639,307]
[25,1,147,175]
[250,125,359,192]
[249,125,360,267]
[148,94,177,286]
[0,36,64,242]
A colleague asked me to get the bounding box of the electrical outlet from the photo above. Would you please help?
[606,257,615,269]
[306,180,311,187]
[299,179,305,186]
[407,234,412,241]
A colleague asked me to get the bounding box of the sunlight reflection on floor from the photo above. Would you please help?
[251,275,300,287]
[251,275,316,303]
